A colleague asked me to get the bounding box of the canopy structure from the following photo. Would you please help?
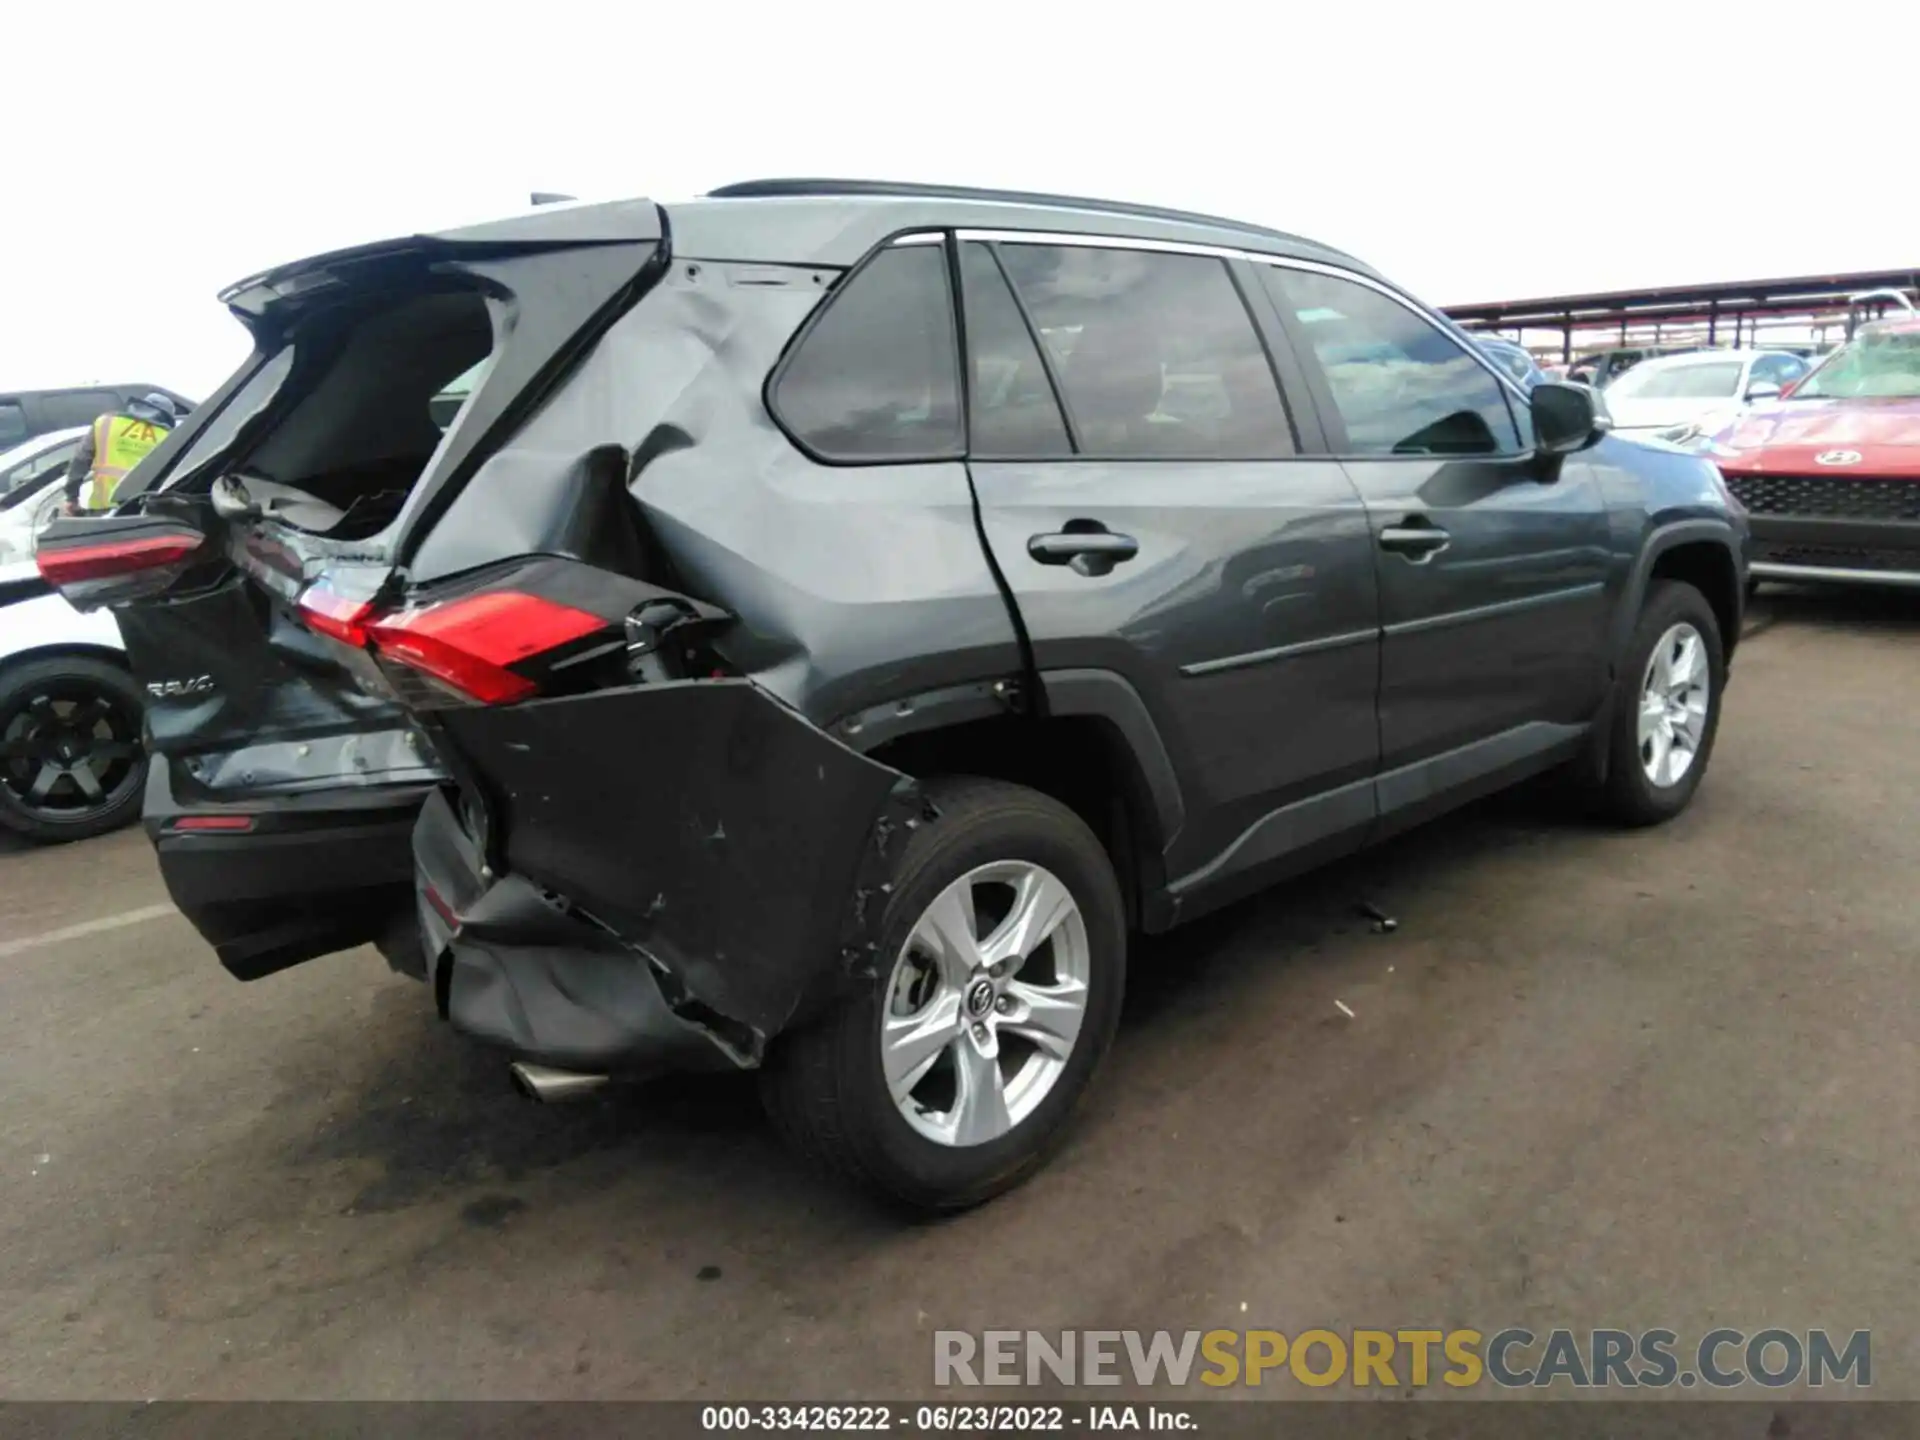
[1446,267,1920,360]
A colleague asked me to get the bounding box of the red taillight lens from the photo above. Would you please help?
[367,591,605,705]
[37,534,202,586]
[297,580,375,647]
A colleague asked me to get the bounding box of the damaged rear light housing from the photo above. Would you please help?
[367,591,606,706]
[296,579,376,647]
[292,558,726,709]
[36,532,204,585]
[34,518,214,611]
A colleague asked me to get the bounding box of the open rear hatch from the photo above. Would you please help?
[40,194,927,1073]
[34,201,670,980]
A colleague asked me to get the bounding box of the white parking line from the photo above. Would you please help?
[0,903,179,959]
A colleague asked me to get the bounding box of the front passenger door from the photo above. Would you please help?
[1257,264,1612,823]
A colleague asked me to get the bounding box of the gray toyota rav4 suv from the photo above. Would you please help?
[37,180,1749,1210]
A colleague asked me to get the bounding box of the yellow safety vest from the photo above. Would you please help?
[82,413,169,510]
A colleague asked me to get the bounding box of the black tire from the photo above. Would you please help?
[1591,580,1725,827]
[761,776,1127,1213]
[0,656,148,844]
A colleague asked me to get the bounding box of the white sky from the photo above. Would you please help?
[7,0,1909,400]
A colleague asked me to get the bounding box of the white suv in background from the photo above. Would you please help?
[0,428,142,844]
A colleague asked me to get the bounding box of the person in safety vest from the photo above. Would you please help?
[62,393,179,514]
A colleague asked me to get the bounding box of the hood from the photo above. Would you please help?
[1607,395,1739,432]
[1710,396,1920,476]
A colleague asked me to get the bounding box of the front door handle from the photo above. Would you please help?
[1379,518,1451,563]
[1028,525,1140,578]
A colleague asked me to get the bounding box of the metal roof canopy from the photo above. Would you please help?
[1446,266,1920,358]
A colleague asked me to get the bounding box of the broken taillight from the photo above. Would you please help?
[36,533,203,586]
[296,580,375,647]
[366,591,606,706]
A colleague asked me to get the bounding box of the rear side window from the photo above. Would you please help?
[0,402,24,444]
[774,244,963,461]
[959,243,1071,457]
[996,244,1295,459]
[1265,267,1522,457]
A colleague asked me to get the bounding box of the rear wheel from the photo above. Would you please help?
[0,656,147,844]
[761,777,1126,1212]
[1590,580,1725,827]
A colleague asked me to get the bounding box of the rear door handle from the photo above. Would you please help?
[1379,519,1451,562]
[1028,527,1140,578]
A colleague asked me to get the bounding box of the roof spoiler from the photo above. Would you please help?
[217,198,663,325]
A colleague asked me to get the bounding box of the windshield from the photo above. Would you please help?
[1609,360,1744,401]
[1792,329,1920,400]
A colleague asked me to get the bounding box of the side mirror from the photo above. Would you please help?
[1531,381,1609,457]
[1745,381,1782,403]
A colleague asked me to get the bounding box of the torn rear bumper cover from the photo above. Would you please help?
[410,679,923,1074]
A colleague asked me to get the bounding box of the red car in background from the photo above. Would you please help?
[1703,318,1920,588]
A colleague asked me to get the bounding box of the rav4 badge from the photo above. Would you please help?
[146,676,216,698]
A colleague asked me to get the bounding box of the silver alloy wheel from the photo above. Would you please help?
[1638,621,1711,788]
[881,860,1091,1148]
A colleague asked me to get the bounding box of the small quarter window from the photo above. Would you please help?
[774,244,963,461]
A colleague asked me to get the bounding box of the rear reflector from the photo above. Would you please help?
[37,534,203,586]
[368,591,605,705]
[171,815,257,833]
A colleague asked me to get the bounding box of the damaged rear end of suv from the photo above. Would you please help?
[40,190,1124,1211]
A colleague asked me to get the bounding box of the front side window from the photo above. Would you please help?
[0,403,24,445]
[1750,353,1806,387]
[994,244,1295,459]
[1264,268,1521,457]
[773,244,963,461]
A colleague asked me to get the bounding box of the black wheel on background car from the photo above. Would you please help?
[0,657,148,844]
[761,777,1127,1213]
[1592,579,1725,827]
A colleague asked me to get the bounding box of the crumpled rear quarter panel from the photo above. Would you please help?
[438,678,917,1045]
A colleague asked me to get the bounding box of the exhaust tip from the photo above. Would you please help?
[509,1061,610,1103]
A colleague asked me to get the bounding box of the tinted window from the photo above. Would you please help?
[775,244,962,461]
[0,403,24,445]
[995,244,1294,459]
[959,243,1071,457]
[1265,268,1521,456]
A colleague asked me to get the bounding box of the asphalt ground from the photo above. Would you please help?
[1,585,1916,1401]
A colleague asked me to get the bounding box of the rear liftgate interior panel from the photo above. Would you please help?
[437,679,918,1061]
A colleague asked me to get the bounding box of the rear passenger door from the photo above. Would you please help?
[961,235,1382,905]
[1257,263,1612,827]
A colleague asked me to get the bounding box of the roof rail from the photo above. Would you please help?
[704,178,1322,251]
